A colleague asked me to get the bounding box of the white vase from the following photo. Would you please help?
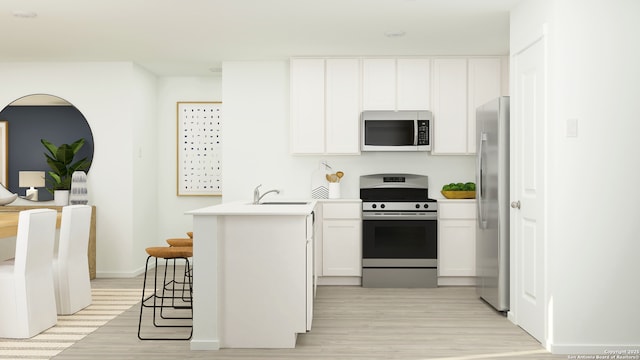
[54,190,70,206]
[328,183,341,199]
[69,171,89,205]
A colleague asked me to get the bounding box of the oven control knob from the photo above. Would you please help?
[371,204,377,209]
[423,203,429,209]
[380,204,385,209]
[415,204,420,209]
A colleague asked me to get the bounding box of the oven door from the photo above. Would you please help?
[362,216,437,260]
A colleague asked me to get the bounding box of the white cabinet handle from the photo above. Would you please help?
[510,201,521,209]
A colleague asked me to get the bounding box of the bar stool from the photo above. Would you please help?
[164,237,193,300]
[138,246,193,340]
[166,238,192,247]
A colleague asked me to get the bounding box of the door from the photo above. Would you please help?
[512,36,546,342]
[362,219,437,259]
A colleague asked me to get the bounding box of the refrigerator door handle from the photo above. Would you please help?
[477,132,488,229]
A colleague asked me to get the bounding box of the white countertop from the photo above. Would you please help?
[187,200,317,216]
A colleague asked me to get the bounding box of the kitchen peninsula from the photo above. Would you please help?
[186,200,317,350]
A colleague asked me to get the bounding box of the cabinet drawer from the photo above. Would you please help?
[438,202,476,220]
[323,202,361,219]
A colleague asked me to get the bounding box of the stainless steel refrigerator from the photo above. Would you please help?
[475,96,510,312]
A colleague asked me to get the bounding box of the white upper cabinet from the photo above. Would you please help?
[325,59,361,154]
[396,58,430,110]
[362,58,396,110]
[362,58,430,111]
[291,56,504,156]
[467,58,502,153]
[432,58,468,154]
[290,58,361,155]
[290,58,325,154]
[432,57,503,155]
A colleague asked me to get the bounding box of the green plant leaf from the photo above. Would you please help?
[41,139,58,157]
[42,138,88,192]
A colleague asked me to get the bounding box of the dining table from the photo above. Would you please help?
[0,207,100,278]
[0,210,63,238]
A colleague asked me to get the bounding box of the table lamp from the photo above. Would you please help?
[19,171,45,201]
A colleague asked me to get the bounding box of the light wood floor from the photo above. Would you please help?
[53,272,566,360]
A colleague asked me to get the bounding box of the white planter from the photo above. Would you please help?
[54,190,70,206]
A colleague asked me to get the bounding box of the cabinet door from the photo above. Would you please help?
[362,58,396,110]
[397,58,430,110]
[290,59,325,154]
[467,58,502,153]
[322,219,362,276]
[326,59,361,154]
[431,58,468,154]
[438,219,476,276]
[306,215,313,330]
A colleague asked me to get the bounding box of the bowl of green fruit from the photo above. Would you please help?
[441,182,476,199]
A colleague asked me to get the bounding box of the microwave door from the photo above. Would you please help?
[364,120,415,146]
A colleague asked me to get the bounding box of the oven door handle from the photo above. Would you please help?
[362,213,437,221]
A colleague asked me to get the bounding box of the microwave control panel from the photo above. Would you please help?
[417,120,429,145]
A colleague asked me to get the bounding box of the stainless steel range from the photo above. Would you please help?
[360,173,438,288]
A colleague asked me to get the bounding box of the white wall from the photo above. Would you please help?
[131,64,160,272]
[156,76,223,239]
[221,60,475,204]
[0,62,156,277]
[512,0,640,353]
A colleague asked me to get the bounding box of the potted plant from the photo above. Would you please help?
[441,182,476,199]
[41,138,91,204]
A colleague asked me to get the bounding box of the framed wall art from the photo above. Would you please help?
[176,102,222,196]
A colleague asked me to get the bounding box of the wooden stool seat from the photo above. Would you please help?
[145,246,192,259]
[165,238,193,247]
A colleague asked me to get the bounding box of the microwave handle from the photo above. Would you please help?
[413,121,419,145]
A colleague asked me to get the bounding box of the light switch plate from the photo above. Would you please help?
[566,118,578,137]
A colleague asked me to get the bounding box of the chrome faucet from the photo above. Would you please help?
[253,184,280,204]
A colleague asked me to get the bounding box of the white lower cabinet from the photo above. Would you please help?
[438,200,477,286]
[306,213,314,331]
[316,200,362,284]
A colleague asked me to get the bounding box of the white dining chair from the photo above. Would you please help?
[52,205,93,315]
[0,208,58,338]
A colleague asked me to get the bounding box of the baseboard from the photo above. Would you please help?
[438,276,477,286]
[317,276,361,286]
[190,339,221,351]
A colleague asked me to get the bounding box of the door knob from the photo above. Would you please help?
[511,201,521,209]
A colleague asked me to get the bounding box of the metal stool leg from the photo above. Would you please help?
[138,255,193,341]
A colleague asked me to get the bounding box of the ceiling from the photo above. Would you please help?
[0,0,520,76]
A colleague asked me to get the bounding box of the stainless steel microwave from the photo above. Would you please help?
[361,110,432,152]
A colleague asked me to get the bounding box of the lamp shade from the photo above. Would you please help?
[19,171,45,188]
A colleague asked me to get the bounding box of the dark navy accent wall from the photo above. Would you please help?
[0,105,94,201]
